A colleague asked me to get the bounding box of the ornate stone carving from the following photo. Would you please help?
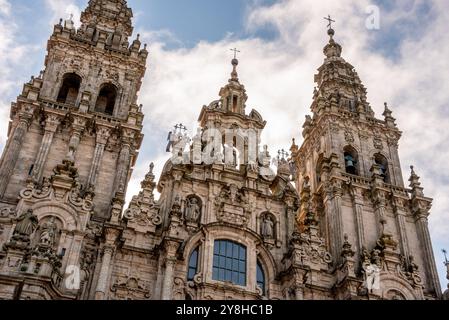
[344,130,354,143]
[398,255,423,286]
[214,184,250,227]
[38,217,58,247]
[289,227,333,268]
[12,209,39,244]
[0,207,15,218]
[373,136,383,150]
[111,276,151,300]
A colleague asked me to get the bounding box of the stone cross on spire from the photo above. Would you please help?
[324,15,336,39]
[230,48,240,59]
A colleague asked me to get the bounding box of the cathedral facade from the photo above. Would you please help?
[0,0,445,300]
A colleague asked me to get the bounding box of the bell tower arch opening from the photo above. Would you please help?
[343,146,359,175]
[95,83,118,115]
[57,73,82,105]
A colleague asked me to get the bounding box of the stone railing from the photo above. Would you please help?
[41,99,73,112]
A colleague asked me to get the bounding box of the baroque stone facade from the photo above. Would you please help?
[0,1,444,300]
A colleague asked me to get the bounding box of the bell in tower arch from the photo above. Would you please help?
[344,146,358,175]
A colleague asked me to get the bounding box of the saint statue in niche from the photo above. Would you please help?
[39,217,58,247]
[261,215,274,239]
[185,197,201,223]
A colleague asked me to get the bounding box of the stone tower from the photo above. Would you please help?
[291,27,442,299]
[0,0,147,299]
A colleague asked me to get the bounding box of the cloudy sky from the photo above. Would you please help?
[0,0,448,289]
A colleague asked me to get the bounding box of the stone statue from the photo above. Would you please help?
[14,209,38,237]
[261,215,274,239]
[39,217,58,247]
[364,262,381,293]
[185,197,201,223]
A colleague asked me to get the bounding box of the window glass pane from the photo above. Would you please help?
[225,270,232,282]
[187,248,199,281]
[233,245,239,259]
[213,255,219,267]
[232,272,239,284]
[257,261,265,295]
[212,240,247,286]
[226,242,233,257]
[232,259,239,271]
[214,242,220,255]
[226,257,232,270]
[189,250,198,268]
[219,256,225,268]
[219,241,226,255]
[238,273,246,286]
[239,260,245,273]
[239,246,246,260]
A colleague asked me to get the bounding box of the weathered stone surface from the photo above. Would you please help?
[0,3,444,301]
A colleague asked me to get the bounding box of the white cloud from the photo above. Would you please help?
[0,0,30,147]
[45,0,81,28]
[0,0,11,16]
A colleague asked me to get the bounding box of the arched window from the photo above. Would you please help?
[57,73,81,105]
[374,153,390,183]
[95,83,117,115]
[343,146,359,175]
[316,155,324,185]
[232,96,238,113]
[213,240,246,286]
[257,260,266,296]
[187,247,199,281]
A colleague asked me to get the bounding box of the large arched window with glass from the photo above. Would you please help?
[213,240,246,286]
[257,260,266,296]
[187,247,199,281]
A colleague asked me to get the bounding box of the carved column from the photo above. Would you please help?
[161,240,180,300]
[324,180,344,265]
[94,245,114,300]
[293,284,305,300]
[86,127,110,189]
[161,258,176,300]
[349,186,365,253]
[112,130,134,197]
[392,197,410,260]
[415,213,442,297]
[31,114,60,182]
[0,109,34,197]
[66,118,86,163]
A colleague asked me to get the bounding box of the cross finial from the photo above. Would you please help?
[324,15,335,29]
[230,48,241,60]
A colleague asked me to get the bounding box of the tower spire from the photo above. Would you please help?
[230,48,241,82]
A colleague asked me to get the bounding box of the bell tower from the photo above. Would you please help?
[0,0,147,299]
[291,26,442,299]
[0,0,148,219]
